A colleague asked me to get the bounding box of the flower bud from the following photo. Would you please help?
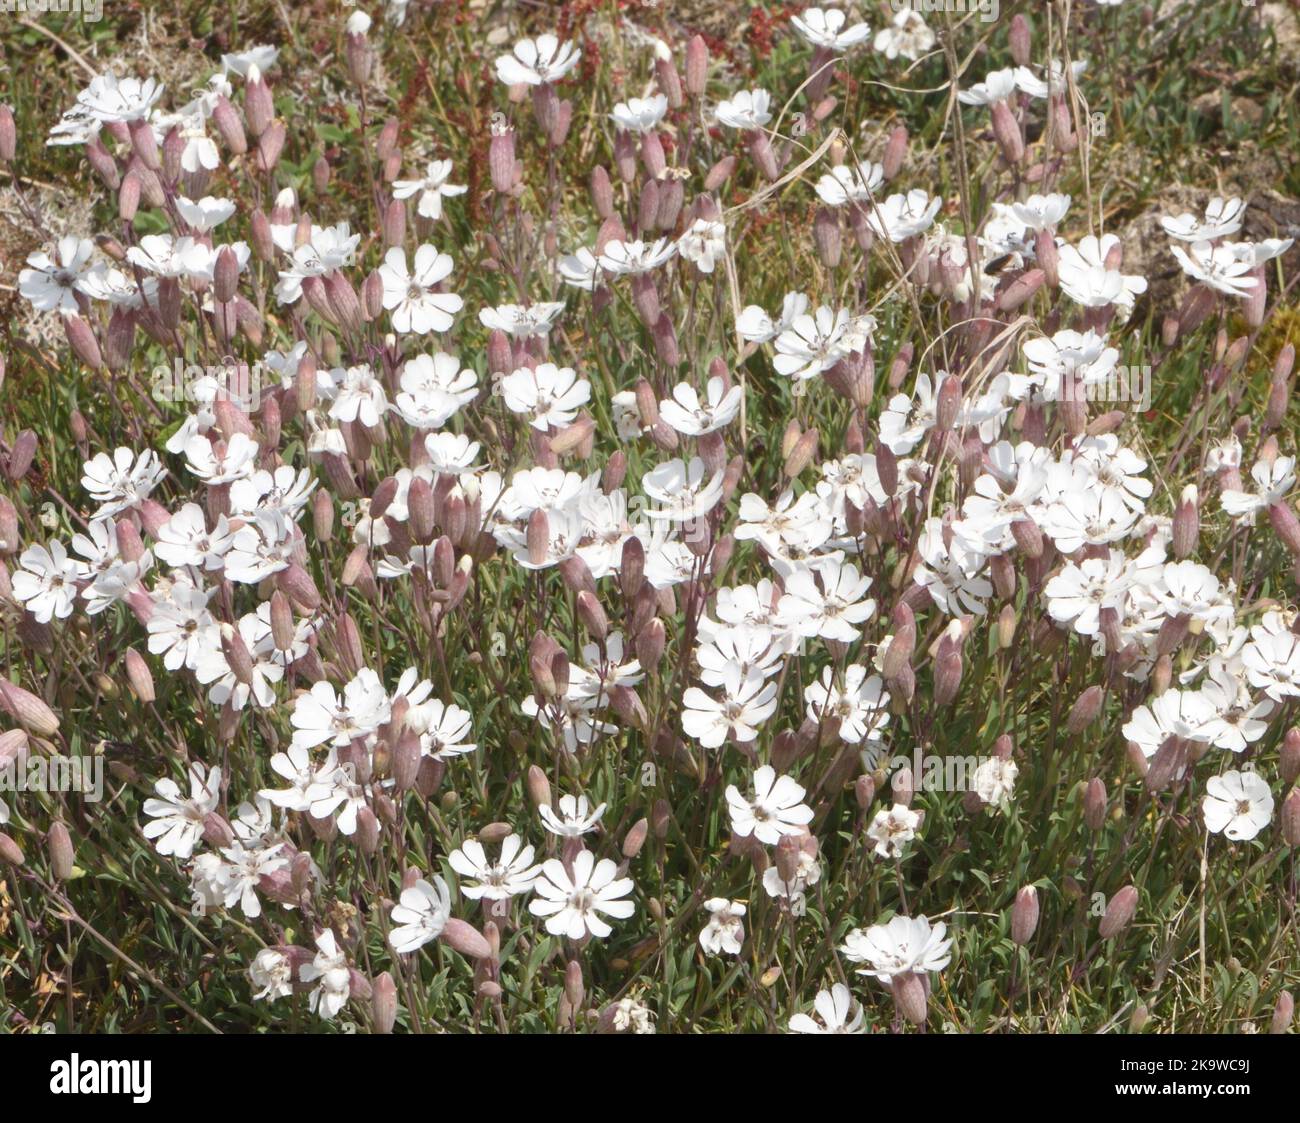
[63,315,103,372]
[382,196,406,249]
[0,833,24,866]
[883,125,909,181]
[1099,885,1138,940]
[622,818,648,859]
[1011,885,1039,945]
[576,590,608,639]
[1268,501,1300,558]
[7,429,37,481]
[635,617,666,671]
[1010,14,1032,66]
[211,95,247,155]
[783,427,819,478]
[1271,991,1294,1035]
[371,971,398,1033]
[655,55,683,109]
[812,206,842,267]
[704,155,736,191]
[990,100,1024,164]
[245,66,274,138]
[891,971,928,1026]
[0,105,14,162]
[441,918,491,959]
[1281,727,1300,785]
[685,35,708,97]
[589,165,615,219]
[489,128,516,193]
[0,680,59,736]
[1172,484,1199,559]
[1066,685,1104,735]
[1282,788,1300,847]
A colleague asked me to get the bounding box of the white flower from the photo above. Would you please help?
[598,237,677,275]
[972,756,1019,807]
[290,669,391,750]
[390,876,453,953]
[176,195,237,233]
[611,94,668,133]
[408,697,477,759]
[557,246,601,290]
[1014,59,1088,100]
[449,834,540,900]
[478,301,565,339]
[81,447,166,518]
[301,930,352,1020]
[393,352,478,428]
[146,584,219,671]
[76,72,164,124]
[682,666,779,748]
[1160,196,1246,242]
[789,984,866,1033]
[248,948,293,1001]
[642,456,725,522]
[495,34,581,85]
[1202,770,1273,842]
[126,234,214,280]
[659,376,743,436]
[873,10,934,61]
[18,235,98,313]
[1012,193,1072,231]
[725,765,814,845]
[715,88,772,130]
[737,291,808,343]
[867,189,941,242]
[539,794,607,837]
[867,803,922,858]
[529,849,635,939]
[1122,688,1215,758]
[841,914,952,982]
[500,363,591,430]
[814,161,883,207]
[777,558,876,643]
[958,67,1019,106]
[1170,240,1259,299]
[379,245,463,334]
[773,305,867,380]
[1057,234,1148,310]
[12,541,83,624]
[183,432,260,484]
[391,160,467,220]
[791,7,871,52]
[699,898,746,956]
[221,45,279,76]
[142,762,222,859]
[677,218,726,274]
[803,665,890,747]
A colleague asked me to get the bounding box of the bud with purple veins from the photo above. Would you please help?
[1011,885,1039,946]
[1099,885,1138,939]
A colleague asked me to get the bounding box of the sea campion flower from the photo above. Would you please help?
[379,245,463,334]
[391,160,467,219]
[698,898,746,956]
[791,7,871,52]
[725,765,814,845]
[528,849,635,939]
[842,914,953,982]
[789,984,866,1033]
[389,876,453,953]
[142,763,222,859]
[1202,770,1274,842]
[494,35,581,86]
[449,835,540,900]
